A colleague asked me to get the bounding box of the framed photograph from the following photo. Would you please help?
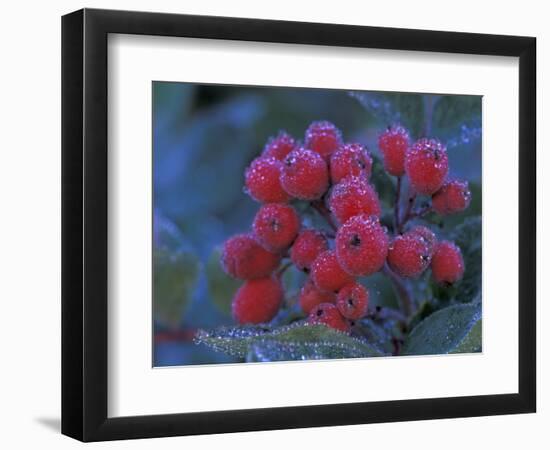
[61,8,536,441]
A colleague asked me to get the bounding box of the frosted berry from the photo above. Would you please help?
[262,131,297,161]
[335,215,389,276]
[290,229,329,272]
[336,283,369,320]
[281,147,329,200]
[253,204,300,252]
[378,125,410,176]
[311,250,354,293]
[330,142,373,183]
[221,234,280,280]
[328,176,381,224]
[405,138,449,195]
[232,277,283,324]
[307,302,350,333]
[432,180,472,215]
[387,232,431,278]
[304,120,343,160]
[299,278,336,314]
[409,225,437,255]
[431,240,465,285]
[244,157,290,203]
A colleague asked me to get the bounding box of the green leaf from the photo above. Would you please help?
[154,248,200,326]
[195,323,385,361]
[450,216,482,303]
[402,303,481,355]
[205,247,241,316]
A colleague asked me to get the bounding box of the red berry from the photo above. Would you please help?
[378,125,410,176]
[311,250,354,293]
[290,229,329,272]
[408,225,437,255]
[431,240,465,285]
[336,283,369,320]
[299,278,336,314]
[405,138,449,195]
[221,234,281,280]
[262,131,297,161]
[232,277,283,324]
[281,147,329,200]
[307,302,350,333]
[253,204,300,252]
[432,180,472,215]
[244,157,290,203]
[304,120,343,160]
[387,232,431,278]
[335,215,389,276]
[330,142,373,183]
[329,177,381,225]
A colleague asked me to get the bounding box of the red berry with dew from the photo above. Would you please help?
[431,240,465,285]
[328,176,381,224]
[290,229,329,272]
[378,125,411,176]
[330,142,373,183]
[262,131,297,161]
[307,302,350,333]
[299,278,336,314]
[304,120,343,161]
[432,180,472,215]
[221,234,281,280]
[281,147,329,200]
[335,215,389,276]
[336,282,369,320]
[253,203,300,252]
[232,277,283,324]
[387,232,432,278]
[405,138,449,195]
[311,250,355,293]
[244,156,290,203]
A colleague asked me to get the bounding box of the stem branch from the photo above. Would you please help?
[311,200,338,232]
[382,264,414,317]
[394,176,402,232]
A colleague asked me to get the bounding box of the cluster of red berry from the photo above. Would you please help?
[221,121,471,333]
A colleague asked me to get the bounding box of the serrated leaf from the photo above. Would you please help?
[195,323,385,361]
[154,248,200,327]
[205,247,241,316]
[402,303,481,355]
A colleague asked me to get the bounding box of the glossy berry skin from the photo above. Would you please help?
[311,250,354,293]
[299,278,336,314]
[336,283,369,320]
[387,232,431,278]
[432,180,472,215]
[328,177,381,224]
[307,302,350,333]
[431,240,465,285]
[244,157,290,203]
[330,143,373,183]
[304,121,343,160]
[378,125,411,176]
[232,277,283,324]
[253,204,300,252]
[281,147,329,200]
[221,234,281,280]
[290,229,329,272]
[335,215,389,276]
[409,225,437,255]
[262,131,297,161]
[405,138,449,195]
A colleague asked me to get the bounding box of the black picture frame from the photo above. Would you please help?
[61,8,536,442]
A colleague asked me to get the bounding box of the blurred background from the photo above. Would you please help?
[153,82,482,366]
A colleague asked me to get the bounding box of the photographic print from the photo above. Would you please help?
[153,82,482,367]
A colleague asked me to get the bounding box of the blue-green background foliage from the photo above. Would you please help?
[153,82,482,366]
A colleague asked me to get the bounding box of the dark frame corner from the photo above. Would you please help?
[62,8,536,442]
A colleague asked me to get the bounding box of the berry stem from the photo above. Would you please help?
[382,263,414,317]
[394,176,402,232]
[310,200,338,232]
[397,192,417,234]
[276,261,293,278]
